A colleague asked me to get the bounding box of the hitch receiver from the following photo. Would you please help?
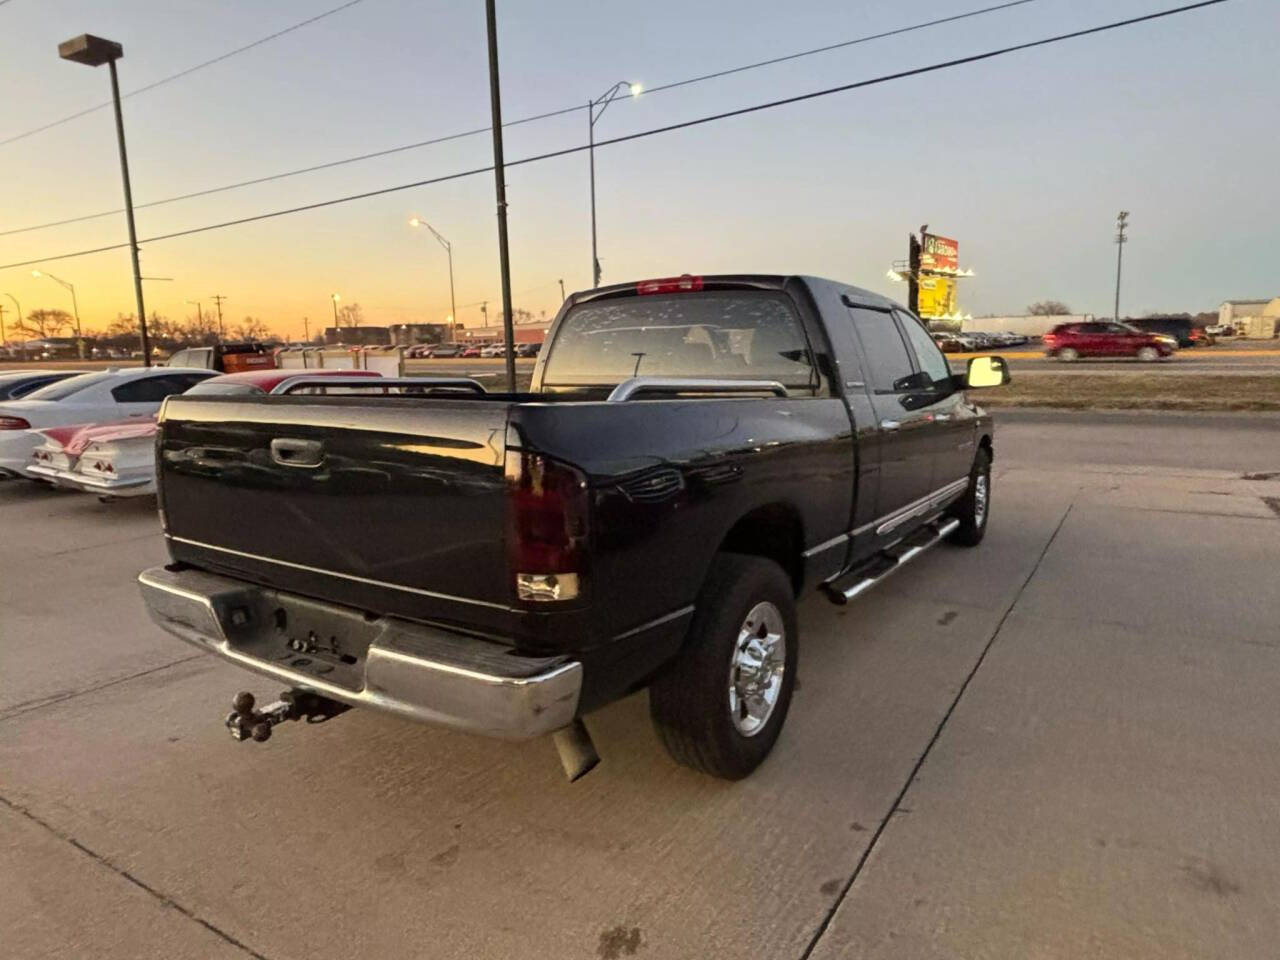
[225,690,350,743]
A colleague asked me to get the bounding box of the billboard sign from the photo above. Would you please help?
[917,275,957,319]
[920,233,958,274]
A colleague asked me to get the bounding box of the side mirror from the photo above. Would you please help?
[966,355,1010,388]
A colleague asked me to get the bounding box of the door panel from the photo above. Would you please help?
[895,310,975,487]
[847,307,935,516]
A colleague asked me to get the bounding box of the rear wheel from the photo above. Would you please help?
[1137,346,1159,362]
[650,553,797,779]
[1056,347,1079,362]
[948,447,991,547]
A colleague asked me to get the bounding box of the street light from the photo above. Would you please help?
[58,33,151,365]
[588,80,641,288]
[409,216,457,343]
[331,293,341,326]
[30,271,81,343]
[31,270,83,355]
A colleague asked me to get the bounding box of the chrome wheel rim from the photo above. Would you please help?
[974,472,989,527]
[728,601,786,737]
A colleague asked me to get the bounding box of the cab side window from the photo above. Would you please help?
[895,310,953,390]
[847,307,916,393]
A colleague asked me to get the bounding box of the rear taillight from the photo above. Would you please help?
[637,274,703,295]
[0,416,31,430]
[505,444,589,603]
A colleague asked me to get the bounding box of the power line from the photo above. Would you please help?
[0,0,368,149]
[0,0,1048,239]
[0,0,1229,274]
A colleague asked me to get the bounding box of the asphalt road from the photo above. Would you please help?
[3,412,1279,959]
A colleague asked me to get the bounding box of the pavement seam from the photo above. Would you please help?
[0,792,272,960]
[39,530,162,558]
[797,501,1075,960]
[0,655,205,724]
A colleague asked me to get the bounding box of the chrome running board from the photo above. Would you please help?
[822,516,960,605]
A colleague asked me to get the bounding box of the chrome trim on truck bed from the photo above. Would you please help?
[137,565,582,740]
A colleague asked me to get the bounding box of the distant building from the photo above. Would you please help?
[1219,298,1279,338]
[456,321,551,345]
[323,325,391,346]
[388,322,455,346]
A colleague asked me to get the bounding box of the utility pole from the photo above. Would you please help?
[480,301,489,325]
[1113,211,1129,321]
[303,317,310,342]
[484,0,517,391]
[907,231,922,315]
[210,294,227,340]
[558,278,566,303]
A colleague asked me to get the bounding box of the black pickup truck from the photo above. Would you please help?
[139,274,1007,780]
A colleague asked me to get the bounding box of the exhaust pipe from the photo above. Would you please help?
[552,719,600,781]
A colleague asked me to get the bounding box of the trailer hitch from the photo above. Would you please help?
[225,690,350,743]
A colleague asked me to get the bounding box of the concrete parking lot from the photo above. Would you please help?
[2,411,1279,959]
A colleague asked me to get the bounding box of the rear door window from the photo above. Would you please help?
[541,291,818,392]
[847,307,916,393]
[111,374,200,403]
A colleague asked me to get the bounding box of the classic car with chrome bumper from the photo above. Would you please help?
[137,565,583,740]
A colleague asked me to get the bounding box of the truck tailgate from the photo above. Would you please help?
[157,396,513,627]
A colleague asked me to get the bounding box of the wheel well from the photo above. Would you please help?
[717,504,805,595]
[979,433,993,463]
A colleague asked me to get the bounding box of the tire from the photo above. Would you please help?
[1056,347,1079,362]
[948,447,991,547]
[1137,346,1159,362]
[649,553,798,779]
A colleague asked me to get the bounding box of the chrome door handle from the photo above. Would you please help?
[879,419,901,431]
[934,413,952,422]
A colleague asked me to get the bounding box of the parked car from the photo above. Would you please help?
[427,343,464,358]
[459,345,482,358]
[1205,323,1232,337]
[0,368,215,478]
[0,370,88,401]
[516,342,542,358]
[29,369,382,497]
[479,343,507,358]
[139,273,1008,781]
[166,341,276,373]
[1043,321,1176,361]
[1126,316,1195,348]
[1188,327,1216,347]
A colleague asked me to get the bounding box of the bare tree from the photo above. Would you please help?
[1027,300,1072,316]
[336,303,363,328]
[182,311,220,344]
[16,308,74,339]
[232,316,272,340]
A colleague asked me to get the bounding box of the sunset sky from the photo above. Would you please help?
[0,0,1275,340]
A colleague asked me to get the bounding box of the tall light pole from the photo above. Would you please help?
[588,80,642,288]
[31,269,83,356]
[58,34,150,365]
[2,294,20,359]
[331,293,341,327]
[484,0,517,391]
[185,299,205,340]
[558,278,566,303]
[409,216,457,343]
[1113,211,1129,322]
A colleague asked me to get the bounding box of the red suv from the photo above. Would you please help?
[1043,322,1176,362]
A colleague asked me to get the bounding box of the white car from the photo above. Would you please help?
[0,367,215,479]
[479,343,507,358]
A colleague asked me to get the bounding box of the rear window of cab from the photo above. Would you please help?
[540,291,818,390]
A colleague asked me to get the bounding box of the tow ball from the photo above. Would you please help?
[225,690,349,743]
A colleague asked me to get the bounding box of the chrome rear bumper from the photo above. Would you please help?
[137,565,582,740]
